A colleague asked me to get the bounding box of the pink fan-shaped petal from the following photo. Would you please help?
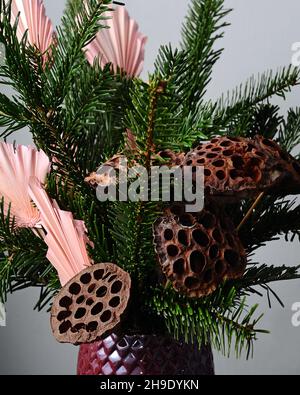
[0,143,50,228]
[11,0,55,56]
[29,178,92,286]
[85,6,147,77]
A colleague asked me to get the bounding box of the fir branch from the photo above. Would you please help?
[248,104,284,139]
[233,264,300,308]
[0,199,53,303]
[127,77,209,152]
[39,65,123,179]
[218,103,284,139]
[0,92,28,136]
[0,0,45,107]
[109,201,160,281]
[149,286,266,358]
[181,0,231,112]
[278,108,300,155]
[238,198,300,252]
[46,173,111,264]
[207,66,300,137]
[145,78,166,167]
[236,264,300,293]
[43,0,113,108]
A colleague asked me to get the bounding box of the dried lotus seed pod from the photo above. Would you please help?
[183,135,300,200]
[153,204,246,298]
[51,263,131,344]
[153,150,185,166]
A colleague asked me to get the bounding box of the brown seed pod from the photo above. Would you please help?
[153,204,246,298]
[86,149,185,189]
[183,135,300,200]
[153,150,185,166]
[51,263,131,345]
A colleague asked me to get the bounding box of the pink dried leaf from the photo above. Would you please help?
[11,0,55,60]
[0,142,50,228]
[29,178,92,286]
[85,6,147,77]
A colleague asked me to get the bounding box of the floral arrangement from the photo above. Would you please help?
[0,0,300,363]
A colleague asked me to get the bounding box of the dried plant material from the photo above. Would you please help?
[85,149,185,189]
[85,155,129,188]
[85,6,147,77]
[154,204,246,298]
[11,0,56,63]
[0,143,50,228]
[183,135,300,200]
[153,150,185,166]
[29,179,92,286]
[51,263,131,345]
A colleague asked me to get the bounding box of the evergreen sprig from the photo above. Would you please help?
[237,198,300,253]
[181,0,231,112]
[149,285,267,358]
[279,107,300,155]
[234,264,300,307]
[0,199,54,306]
[206,66,300,137]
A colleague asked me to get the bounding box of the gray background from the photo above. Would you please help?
[0,0,300,375]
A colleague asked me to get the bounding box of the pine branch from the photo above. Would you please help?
[0,199,54,303]
[149,286,267,358]
[238,198,300,252]
[43,0,113,108]
[207,66,300,137]
[233,264,300,308]
[278,107,300,155]
[236,264,300,292]
[0,92,28,136]
[181,0,231,112]
[0,0,45,107]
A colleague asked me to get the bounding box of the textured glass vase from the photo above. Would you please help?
[77,333,214,375]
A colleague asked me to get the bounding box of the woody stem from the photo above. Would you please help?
[237,192,265,232]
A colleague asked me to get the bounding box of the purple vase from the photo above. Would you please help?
[77,333,214,375]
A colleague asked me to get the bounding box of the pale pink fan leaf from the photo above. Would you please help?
[85,6,147,77]
[0,142,50,228]
[29,178,92,286]
[11,0,55,58]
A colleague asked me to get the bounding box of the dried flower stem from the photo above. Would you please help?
[237,192,265,232]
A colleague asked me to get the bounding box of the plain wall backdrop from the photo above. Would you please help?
[0,0,300,375]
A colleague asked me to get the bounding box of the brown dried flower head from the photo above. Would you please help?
[51,263,131,344]
[183,135,300,200]
[154,204,246,298]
